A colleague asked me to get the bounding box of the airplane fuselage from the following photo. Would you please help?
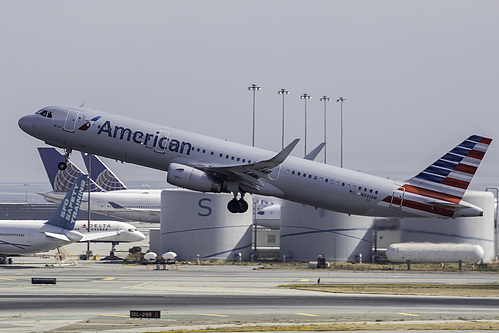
[0,221,82,255]
[19,106,485,218]
[42,190,161,223]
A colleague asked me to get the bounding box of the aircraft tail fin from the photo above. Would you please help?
[46,174,87,230]
[38,147,103,192]
[406,135,492,200]
[81,153,127,191]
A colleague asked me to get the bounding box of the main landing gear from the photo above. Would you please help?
[227,194,249,214]
[57,148,72,170]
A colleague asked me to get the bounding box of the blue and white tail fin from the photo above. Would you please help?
[81,152,127,191]
[406,135,492,201]
[46,174,87,230]
[38,147,103,192]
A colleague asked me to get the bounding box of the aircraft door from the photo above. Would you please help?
[63,110,79,132]
[390,186,405,209]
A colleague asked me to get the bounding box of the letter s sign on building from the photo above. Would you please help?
[198,198,212,217]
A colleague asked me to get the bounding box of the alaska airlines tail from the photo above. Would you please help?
[38,147,103,192]
[404,135,492,204]
[81,152,127,191]
[46,174,87,230]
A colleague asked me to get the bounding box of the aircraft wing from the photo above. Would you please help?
[108,202,160,216]
[201,139,299,192]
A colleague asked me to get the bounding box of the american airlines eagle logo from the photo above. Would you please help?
[79,116,102,131]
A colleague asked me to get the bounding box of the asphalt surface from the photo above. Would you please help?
[0,253,498,333]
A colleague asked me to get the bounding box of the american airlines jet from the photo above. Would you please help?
[19,106,492,218]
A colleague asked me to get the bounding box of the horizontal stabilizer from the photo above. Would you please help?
[43,231,70,242]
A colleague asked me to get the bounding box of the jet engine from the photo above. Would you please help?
[167,163,222,193]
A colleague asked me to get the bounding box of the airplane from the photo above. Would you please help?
[0,174,87,264]
[38,147,161,222]
[19,105,492,218]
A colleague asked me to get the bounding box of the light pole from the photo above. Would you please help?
[320,96,331,164]
[87,153,91,258]
[336,96,347,168]
[23,184,29,203]
[278,89,289,149]
[248,84,261,147]
[300,93,311,156]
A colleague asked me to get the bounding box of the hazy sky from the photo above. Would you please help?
[2,1,499,192]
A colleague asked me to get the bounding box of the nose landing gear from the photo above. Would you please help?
[57,148,72,170]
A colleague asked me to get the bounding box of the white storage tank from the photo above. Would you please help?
[160,189,253,261]
[280,201,374,262]
[399,190,495,262]
[386,243,484,263]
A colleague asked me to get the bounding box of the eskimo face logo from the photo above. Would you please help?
[79,116,102,131]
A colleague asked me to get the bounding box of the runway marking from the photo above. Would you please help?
[300,279,310,282]
[103,278,116,281]
[397,313,421,317]
[198,313,228,317]
[295,313,318,317]
[100,314,129,318]
[0,278,16,281]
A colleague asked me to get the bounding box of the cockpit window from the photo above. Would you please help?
[35,109,53,118]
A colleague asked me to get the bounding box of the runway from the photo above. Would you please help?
[0,258,498,332]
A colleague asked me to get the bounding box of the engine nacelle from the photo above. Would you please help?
[167,163,222,193]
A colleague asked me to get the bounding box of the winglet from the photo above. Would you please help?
[266,139,300,167]
[304,142,326,161]
[406,135,492,200]
[108,201,125,209]
[46,174,87,230]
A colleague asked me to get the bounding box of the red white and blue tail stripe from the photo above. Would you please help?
[406,135,492,201]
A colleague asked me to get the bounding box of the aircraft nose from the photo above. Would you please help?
[18,115,36,134]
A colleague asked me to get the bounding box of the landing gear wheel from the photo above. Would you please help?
[58,161,67,170]
[227,199,241,213]
[238,199,249,213]
[227,198,249,213]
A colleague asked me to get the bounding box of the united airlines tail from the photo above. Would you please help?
[46,174,87,230]
[81,152,127,191]
[38,147,103,192]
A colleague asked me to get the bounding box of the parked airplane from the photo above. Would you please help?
[19,106,492,218]
[38,147,161,222]
[73,220,145,256]
[0,174,87,264]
